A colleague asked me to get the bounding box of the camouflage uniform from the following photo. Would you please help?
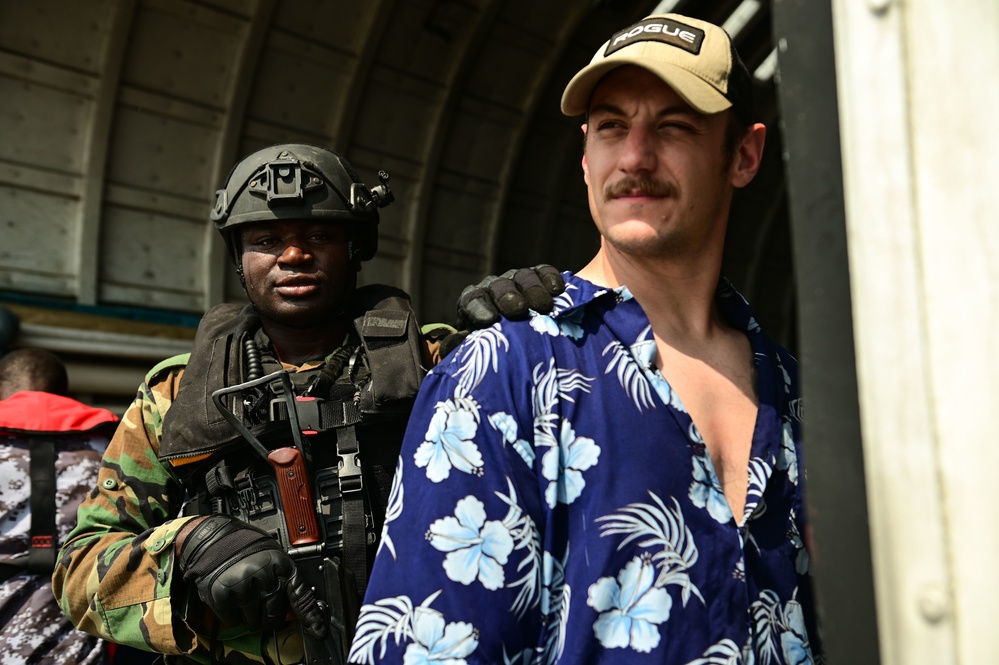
[54,337,444,665]
[0,390,118,665]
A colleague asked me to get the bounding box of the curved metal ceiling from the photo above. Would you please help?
[0,0,791,398]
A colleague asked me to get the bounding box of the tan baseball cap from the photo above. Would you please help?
[560,13,753,121]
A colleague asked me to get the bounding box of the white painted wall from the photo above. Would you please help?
[831,0,999,662]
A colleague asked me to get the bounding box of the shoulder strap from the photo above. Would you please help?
[27,436,57,573]
[0,435,58,582]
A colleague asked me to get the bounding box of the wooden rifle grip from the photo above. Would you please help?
[267,447,320,546]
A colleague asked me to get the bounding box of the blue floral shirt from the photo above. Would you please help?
[349,274,819,665]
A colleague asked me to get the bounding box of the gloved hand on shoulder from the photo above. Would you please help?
[439,265,564,358]
[457,264,564,330]
[176,515,323,637]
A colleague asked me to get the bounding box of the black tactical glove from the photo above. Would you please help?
[456,264,565,331]
[177,515,300,632]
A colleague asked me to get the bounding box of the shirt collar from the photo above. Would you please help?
[552,273,759,335]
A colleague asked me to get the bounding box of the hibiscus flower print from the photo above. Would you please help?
[541,419,600,508]
[557,307,585,340]
[428,496,515,590]
[587,555,672,653]
[405,608,479,665]
[776,421,798,485]
[530,312,561,337]
[415,399,484,482]
[689,454,732,524]
[780,600,814,665]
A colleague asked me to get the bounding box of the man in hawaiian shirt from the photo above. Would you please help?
[350,12,820,665]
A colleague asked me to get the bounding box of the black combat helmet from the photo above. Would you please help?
[210,144,393,263]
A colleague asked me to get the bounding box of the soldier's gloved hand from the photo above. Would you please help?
[177,515,297,631]
[286,568,328,640]
[456,264,565,331]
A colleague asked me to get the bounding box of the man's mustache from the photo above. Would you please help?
[604,176,676,200]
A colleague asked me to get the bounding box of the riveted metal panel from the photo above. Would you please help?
[240,119,329,151]
[463,22,553,105]
[0,162,81,198]
[0,0,116,74]
[377,1,480,83]
[508,117,577,197]
[0,186,81,295]
[0,74,92,174]
[0,51,98,96]
[271,1,380,53]
[121,0,244,107]
[426,170,499,254]
[441,99,518,182]
[351,68,444,158]
[244,31,354,135]
[99,206,206,311]
[417,261,486,325]
[199,0,255,19]
[105,105,218,198]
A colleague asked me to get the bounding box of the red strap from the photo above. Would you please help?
[30,535,54,549]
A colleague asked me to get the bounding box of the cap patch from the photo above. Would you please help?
[605,17,705,57]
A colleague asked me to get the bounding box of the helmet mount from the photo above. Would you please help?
[211,145,393,264]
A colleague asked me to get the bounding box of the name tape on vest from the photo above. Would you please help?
[604,18,706,57]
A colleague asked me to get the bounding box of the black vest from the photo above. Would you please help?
[159,285,425,595]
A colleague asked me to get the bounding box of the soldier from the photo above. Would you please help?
[53,144,562,664]
[0,348,119,664]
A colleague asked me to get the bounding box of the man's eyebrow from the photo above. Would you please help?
[587,102,626,117]
[587,102,701,119]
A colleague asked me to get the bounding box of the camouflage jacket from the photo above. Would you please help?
[0,390,118,665]
[54,357,309,665]
[54,324,448,665]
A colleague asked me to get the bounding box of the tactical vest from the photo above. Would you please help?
[158,285,426,602]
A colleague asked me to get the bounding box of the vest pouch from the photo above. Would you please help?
[354,308,423,410]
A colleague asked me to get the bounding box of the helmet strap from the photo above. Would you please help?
[225,233,247,289]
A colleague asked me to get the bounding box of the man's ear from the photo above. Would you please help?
[731,122,766,188]
[347,239,364,273]
[581,123,590,186]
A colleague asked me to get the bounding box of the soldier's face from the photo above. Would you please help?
[239,219,358,328]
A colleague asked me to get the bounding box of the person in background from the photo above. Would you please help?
[0,348,121,664]
[349,12,819,664]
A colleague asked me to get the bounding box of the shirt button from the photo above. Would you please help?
[151,538,166,552]
[102,478,118,490]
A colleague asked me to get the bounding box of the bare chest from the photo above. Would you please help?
[656,337,758,521]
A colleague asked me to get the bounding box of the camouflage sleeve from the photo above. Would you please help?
[52,362,202,657]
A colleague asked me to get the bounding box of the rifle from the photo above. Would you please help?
[212,369,353,664]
